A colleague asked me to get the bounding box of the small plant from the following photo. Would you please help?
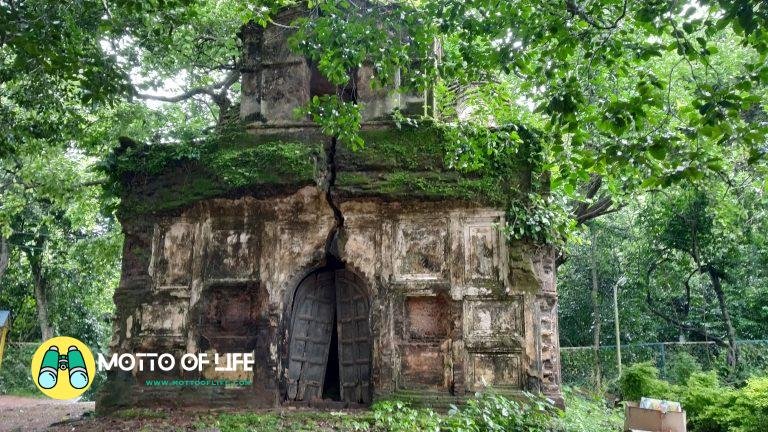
[444,392,556,432]
[296,95,364,150]
[617,361,676,401]
[371,400,442,432]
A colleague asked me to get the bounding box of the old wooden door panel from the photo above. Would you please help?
[286,272,335,401]
[335,270,372,404]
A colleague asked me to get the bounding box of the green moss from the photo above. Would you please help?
[104,130,321,215]
[105,123,536,216]
[336,170,509,205]
[207,142,317,187]
[336,171,370,186]
[337,126,448,171]
[334,124,531,205]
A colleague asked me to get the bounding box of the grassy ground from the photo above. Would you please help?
[40,388,624,432]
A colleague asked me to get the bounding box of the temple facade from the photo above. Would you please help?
[98,8,562,411]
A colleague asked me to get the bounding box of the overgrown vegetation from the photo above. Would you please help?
[99,129,321,215]
[617,362,768,432]
[0,343,107,401]
[195,391,622,432]
[0,344,37,397]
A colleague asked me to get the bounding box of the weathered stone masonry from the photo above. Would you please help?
[98,8,562,412]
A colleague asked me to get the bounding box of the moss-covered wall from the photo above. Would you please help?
[103,123,536,216]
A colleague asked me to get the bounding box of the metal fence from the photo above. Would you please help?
[560,340,768,385]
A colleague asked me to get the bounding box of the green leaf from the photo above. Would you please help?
[648,143,668,160]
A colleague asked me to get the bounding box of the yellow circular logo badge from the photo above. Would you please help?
[30,336,95,399]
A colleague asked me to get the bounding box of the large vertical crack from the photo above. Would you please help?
[324,137,345,260]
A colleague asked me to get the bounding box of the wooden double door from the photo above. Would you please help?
[286,269,372,404]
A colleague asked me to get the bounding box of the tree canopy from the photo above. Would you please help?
[0,0,766,360]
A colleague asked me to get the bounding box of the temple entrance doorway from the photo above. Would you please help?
[286,268,372,405]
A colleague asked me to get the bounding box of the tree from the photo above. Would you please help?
[2,0,767,350]
[639,182,760,370]
[282,1,767,244]
[559,166,768,374]
[589,226,603,386]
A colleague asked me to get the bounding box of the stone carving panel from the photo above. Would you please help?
[450,213,504,298]
[206,229,260,280]
[466,353,522,390]
[538,295,561,392]
[400,344,447,389]
[393,218,449,283]
[201,282,266,352]
[464,222,500,282]
[404,296,451,341]
[463,298,523,351]
[139,298,188,337]
[153,222,196,287]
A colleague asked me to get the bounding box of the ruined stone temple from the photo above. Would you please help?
[99,9,562,411]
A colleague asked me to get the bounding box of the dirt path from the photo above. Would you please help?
[0,396,94,432]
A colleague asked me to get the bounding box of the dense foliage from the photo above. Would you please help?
[203,390,622,431]
[558,169,768,375]
[618,362,768,432]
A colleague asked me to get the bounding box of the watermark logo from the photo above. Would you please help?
[30,336,95,399]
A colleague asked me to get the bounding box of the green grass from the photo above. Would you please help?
[0,388,624,431]
[195,390,624,432]
[113,408,169,420]
[204,411,373,432]
[556,387,624,432]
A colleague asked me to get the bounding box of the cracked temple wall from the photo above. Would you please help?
[99,185,562,411]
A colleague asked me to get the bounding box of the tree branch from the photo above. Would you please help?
[566,0,628,30]
[645,290,727,347]
[135,70,240,107]
[576,196,620,225]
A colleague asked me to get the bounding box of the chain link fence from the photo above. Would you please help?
[561,340,768,385]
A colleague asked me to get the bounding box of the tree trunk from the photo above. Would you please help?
[0,236,8,287]
[590,228,602,387]
[707,267,739,369]
[613,277,623,377]
[28,248,53,341]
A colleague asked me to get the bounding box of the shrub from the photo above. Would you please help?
[555,387,624,432]
[444,392,555,432]
[618,362,676,401]
[372,400,442,432]
[617,362,768,432]
[681,371,735,432]
[0,343,37,396]
[680,372,768,432]
[666,351,703,385]
[732,376,768,432]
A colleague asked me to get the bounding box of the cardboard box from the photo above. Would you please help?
[624,402,687,432]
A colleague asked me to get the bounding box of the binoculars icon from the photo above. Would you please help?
[37,346,89,390]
